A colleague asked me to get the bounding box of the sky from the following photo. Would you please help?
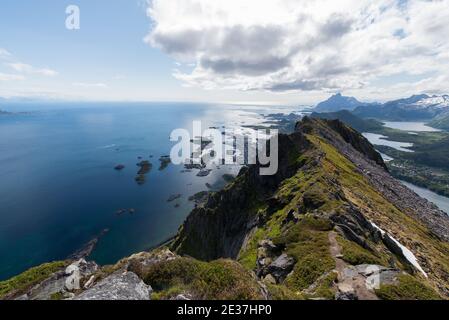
[1,0,449,105]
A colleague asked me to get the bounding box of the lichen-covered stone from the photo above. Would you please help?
[75,271,152,300]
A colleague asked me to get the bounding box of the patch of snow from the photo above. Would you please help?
[370,221,428,278]
[415,95,449,109]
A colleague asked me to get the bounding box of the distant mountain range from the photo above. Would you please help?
[310,110,384,132]
[353,94,449,121]
[314,93,449,128]
[314,93,378,112]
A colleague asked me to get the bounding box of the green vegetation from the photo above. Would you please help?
[337,236,383,266]
[0,261,67,299]
[266,284,304,300]
[375,274,441,300]
[274,216,335,291]
[238,228,264,270]
[313,110,449,196]
[238,207,283,270]
[311,133,449,298]
[383,157,449,197]
[138,257,264,300]
[303,272,338,300]
[50,292,65,300]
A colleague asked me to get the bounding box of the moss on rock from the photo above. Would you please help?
[139,257,264,300]
[274,216,335,291]
[375,274,441,300]
[0,261,68,299]
[337,236,383,266]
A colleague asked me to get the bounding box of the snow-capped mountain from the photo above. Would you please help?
[415,95,449,109]
[352,94,449,121]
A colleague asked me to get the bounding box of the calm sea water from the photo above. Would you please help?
[382,121,441,132]
[364,122,449,217]
[0,102,298,280]
[362,132,414,152]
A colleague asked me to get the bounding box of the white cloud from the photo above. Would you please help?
[0,48,11,57]
[146,0,449,94]
[0,73,25,81]
[72,82,108,88]
[7,62,58,77]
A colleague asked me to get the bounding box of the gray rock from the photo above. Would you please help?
[283,209,300,224]
[335,291,358,300]
[65,259,99,291]
[258,240,277,252]
[262,274,277,285]
[366,270,401,290]
[24,271,67,300]
[75,271,152,300]
[354,264,392,277]
[197,169,212,177]
[336,282,358,300]
[170,294,193,300]
[266,254,295,283]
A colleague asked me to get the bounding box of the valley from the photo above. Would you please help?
[311,105,449,201]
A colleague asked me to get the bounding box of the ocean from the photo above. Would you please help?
[0,102,297,280]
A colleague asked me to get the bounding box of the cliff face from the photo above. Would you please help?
[2,117,449,300]
[171,133,312,260]
[171,117,449,299]
[172,117,389,260]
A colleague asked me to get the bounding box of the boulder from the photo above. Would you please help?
[266,254,295,283]
[65,259,99,291]
[75,271,152,300]
[170,293,193,300]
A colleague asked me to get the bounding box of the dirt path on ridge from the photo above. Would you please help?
[328,231,379,300]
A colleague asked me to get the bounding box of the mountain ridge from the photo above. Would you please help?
[314,93,449,122]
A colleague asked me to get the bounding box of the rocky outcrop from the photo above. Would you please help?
[265,254,295,283]
[64,259,99,291]
[171,117,448,299]
[172,133,311,261]
[75,271,152,300]
[12,259,99,300]
[135,160,153,185]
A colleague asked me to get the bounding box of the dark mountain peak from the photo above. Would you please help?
[314,93,370,112]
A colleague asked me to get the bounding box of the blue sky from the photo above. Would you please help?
[0,1,186,102]
[1,0,448,104]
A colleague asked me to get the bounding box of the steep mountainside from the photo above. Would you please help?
[172,117,449,299]
[430,110,449,130]
[2,118,449,300]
